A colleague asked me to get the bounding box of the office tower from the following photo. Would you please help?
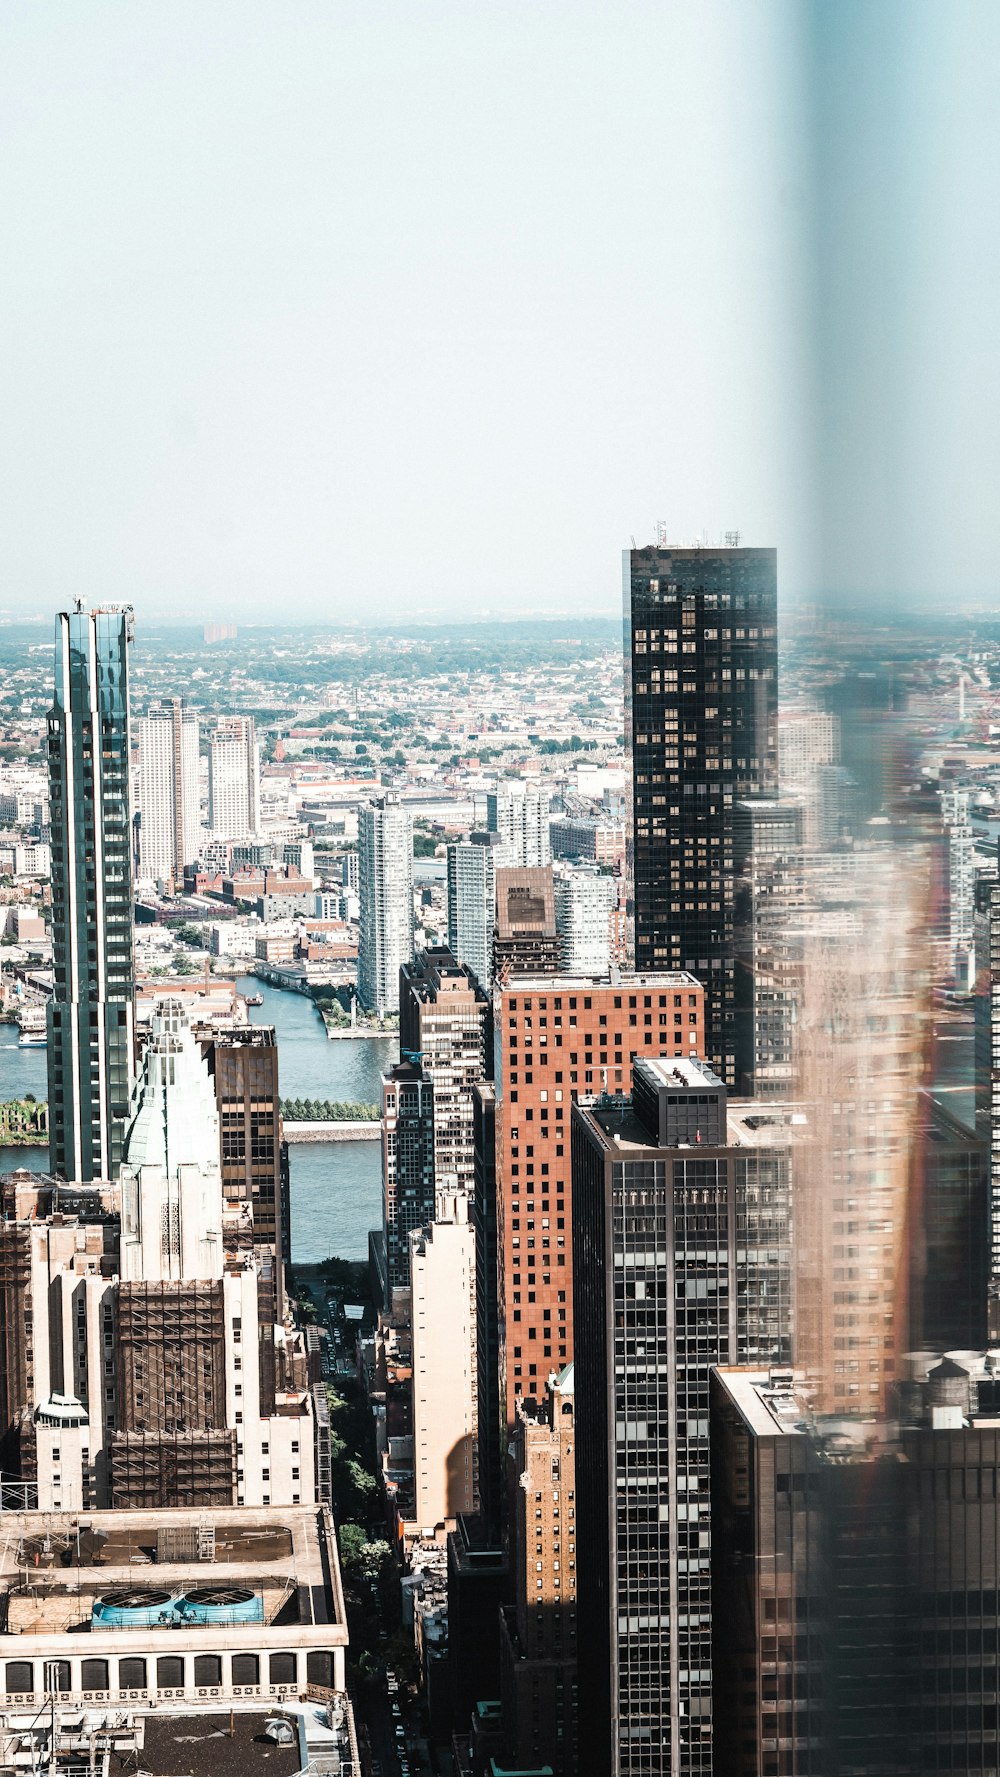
[493,866,560,979]
[624,542,778,1085]
[500,1365,577,1776]
[135,697,200,885]
[208,714,261,838]
[399,948,491,1194]
[447,831,503,990]
[487,779,551,867]
[382,1061,435,1299]
[572,1056,791,1777]
[409,1188,478,1532]
[206,1023,289,1292]
[553,862,617,975]
[47,604,135,1183]
[733,797,804,1096]
[472,1081,501,1539]
[711,1354,1000,1777]
[495,972,705,1432]
[941,785,976,987]
[357,794,414,1017]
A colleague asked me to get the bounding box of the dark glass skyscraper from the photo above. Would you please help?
[47,605,135,1181]
[624,544,778,1084]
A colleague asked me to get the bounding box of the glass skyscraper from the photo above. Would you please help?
[624,543,778,1085]
[47,604,135,1181]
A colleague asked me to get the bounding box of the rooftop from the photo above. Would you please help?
[0,1505,343,1637]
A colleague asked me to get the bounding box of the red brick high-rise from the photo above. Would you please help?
[494,971,704,1428]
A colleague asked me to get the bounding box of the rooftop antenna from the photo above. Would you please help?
[655,520,669,549]
[724,529,742,548]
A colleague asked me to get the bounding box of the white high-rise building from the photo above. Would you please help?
[357,795,414,1017]
[487,779,551,867]
[447,832,503,989]
[208,715,261,839]
[409,1186,478,1532]
[136,698,200,885]
[553,862,617,974]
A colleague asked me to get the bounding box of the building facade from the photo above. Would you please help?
[47,604,135,1183]
[553,862,617,976]
[493,866,560,980]
[399,948,491,1195]
[136,697,200,885]
[500,1364,578,1775]
[571,1057,791,1777]
[447,831,503,991]
[382,1062,436,1299]
[487,780,551,868]
[208,715,261,839]
[733,797,803,1097]
[624,543,778,1085]
[712,1354,1000,1777]
[493,972,705,1434]
[409,1189,478,1533]
[358,794,414,1017]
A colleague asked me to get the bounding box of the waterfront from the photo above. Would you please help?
[0,985,396,1265]
[238,977,395,1265]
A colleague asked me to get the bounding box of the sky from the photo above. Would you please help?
[0,2,998,625]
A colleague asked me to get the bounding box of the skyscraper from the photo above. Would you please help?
[624,543,778,1085]
[712,1354,1000,1776]
[553,861,617,975]
[136,696,200,884]
[447,831,503,989]
[494,972,705,1433]
[382,1061,435,1298]
[399,948,491,1193]
[357,793,414,1017]
[47,604,135,1182]
[487,779,551,867]
[208,714,260,838]
[572,1056,791,1776]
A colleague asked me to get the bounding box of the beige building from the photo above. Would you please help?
[409,1187,478,1534]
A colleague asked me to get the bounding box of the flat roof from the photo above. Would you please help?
[579,1097,799,1155]
[0,1505,343,1636]
[498,970,701,992]
[138,1713,302,1777]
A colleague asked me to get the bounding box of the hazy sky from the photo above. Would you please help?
[1,2,997,624]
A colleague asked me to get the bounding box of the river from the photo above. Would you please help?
[0,984,396,1265]
[236,977,395,1264]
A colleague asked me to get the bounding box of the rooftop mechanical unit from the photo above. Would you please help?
[91,1587,180,1629]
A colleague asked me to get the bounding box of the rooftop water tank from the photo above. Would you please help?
[91,1588,180,1629]
[179,1586,264,1626]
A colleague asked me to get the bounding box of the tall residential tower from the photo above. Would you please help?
[47,604,135,1182]
[136,696,200,885]
[358,794,414,1017]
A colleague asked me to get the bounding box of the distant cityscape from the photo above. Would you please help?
[0,558,998,1775]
